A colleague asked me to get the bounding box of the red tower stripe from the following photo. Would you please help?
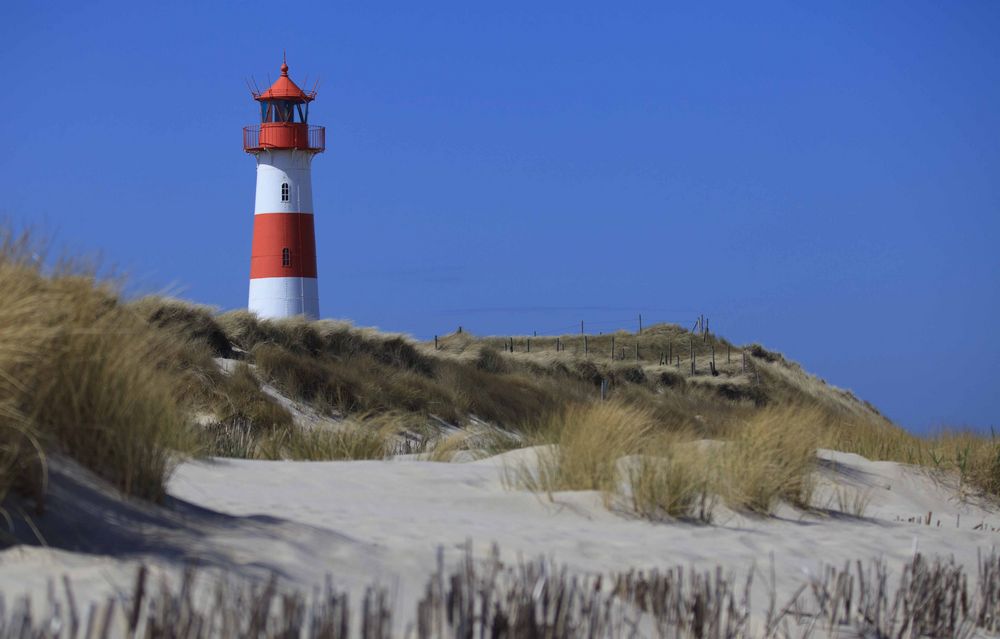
[250,213,318,279]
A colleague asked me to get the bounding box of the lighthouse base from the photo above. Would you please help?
[249,277,319,320]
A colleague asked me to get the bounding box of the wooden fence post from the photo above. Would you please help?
[690,337,695,375]
[527,338,531,353]
[556,337,561,352]
[611,335,615,360]
[434,335,438,350]
[638,314,643,334]
[600,378,608,401]
[584,335,589,355]
[727,344,731,364]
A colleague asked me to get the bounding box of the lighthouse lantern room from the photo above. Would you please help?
[243,57,325,319]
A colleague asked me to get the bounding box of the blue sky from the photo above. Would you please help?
[1,1,997,432]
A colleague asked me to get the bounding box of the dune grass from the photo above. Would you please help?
[0,233,197,506]
[506,402,654,498]
[5,228,996,516]
[423,428,523,462]
[510,403,824,518]
[213,363,294,430]
[201,410,408,461]
[209,309,1000,514]
[233,315,593,430]
[626,435,716,521]
[130,295,233,358]
[716,406,819,513]
[823,417,1000,498]
[262,425,389,461]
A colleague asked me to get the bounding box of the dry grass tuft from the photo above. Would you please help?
[425,430,474,462]
[508,402,654,497]
[508,402,827,519]
[625,435,716,522]
[0,232,197,505]
[202,409,413,462]
[207,363,294,432]
[264,425,388,461]
[823,416,1000,499]
[129,296,232,358]
[717,406,820,513]
[926,430,1000,497]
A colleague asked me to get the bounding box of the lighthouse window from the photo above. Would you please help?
[282,248,291,267]
[280,183,289,202]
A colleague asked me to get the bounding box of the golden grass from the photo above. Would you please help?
[716,406,820,513]
[129,295,232,358]
[201,409,416,461]
[510,403,826,518]
[421,427,523,462]
[262,425,388,461]
[425,430,473,462]
[927,431,1000,497]
[0,233,197,505]
[823,417,1000,498]
[507,402,654,498]
[625,435,716,521]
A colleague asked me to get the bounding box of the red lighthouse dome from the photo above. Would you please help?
[243,59,325,153]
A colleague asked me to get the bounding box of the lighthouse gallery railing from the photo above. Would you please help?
[243,124,325,153]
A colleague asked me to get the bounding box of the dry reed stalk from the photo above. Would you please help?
[5,548,1000,638]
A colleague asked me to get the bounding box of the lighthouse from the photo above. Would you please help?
[243,57,325,319]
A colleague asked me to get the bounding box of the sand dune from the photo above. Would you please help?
[1,446,997,634]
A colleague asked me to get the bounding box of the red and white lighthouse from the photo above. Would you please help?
[243,57,325,319]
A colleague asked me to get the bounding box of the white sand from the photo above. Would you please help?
[1,447,998,631]
[169,448,999,584]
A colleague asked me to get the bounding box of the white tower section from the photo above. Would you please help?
[248,150,319,319]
